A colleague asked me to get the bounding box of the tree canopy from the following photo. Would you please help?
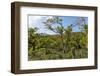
[28,16,88,60]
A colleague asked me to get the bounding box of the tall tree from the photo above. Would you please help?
[43,16,66,53]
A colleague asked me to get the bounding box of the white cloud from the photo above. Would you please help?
[28,15,56,35]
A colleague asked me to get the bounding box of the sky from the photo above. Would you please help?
[28,15,88,35]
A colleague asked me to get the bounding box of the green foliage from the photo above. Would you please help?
[28,17,88,60]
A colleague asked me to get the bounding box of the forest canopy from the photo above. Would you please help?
[28,16,88,61]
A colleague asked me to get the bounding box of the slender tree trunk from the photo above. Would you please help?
[72,48,76,59]
[60,34,65,53]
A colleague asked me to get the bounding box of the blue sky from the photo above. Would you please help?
[59,16,88,32]
[29,15,88,35]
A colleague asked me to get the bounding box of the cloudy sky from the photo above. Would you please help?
[28,15,88,35]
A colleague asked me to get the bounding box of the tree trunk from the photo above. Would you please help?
[60,35,65,53]
[72,48,76,59]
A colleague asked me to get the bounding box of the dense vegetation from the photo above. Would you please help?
[28,17,88,61]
